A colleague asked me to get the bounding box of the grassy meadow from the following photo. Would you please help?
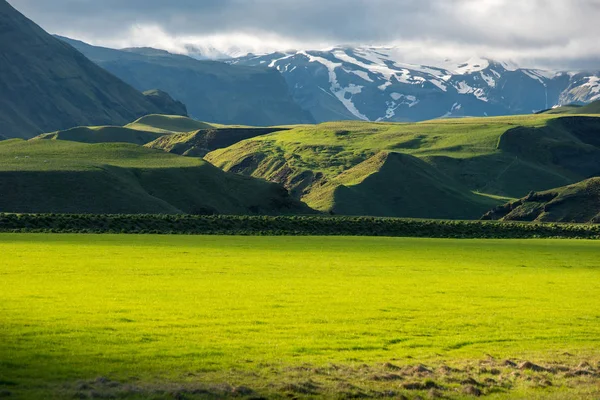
[1,234,599,398]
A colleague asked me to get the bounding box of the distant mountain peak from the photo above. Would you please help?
[231,46,600,123]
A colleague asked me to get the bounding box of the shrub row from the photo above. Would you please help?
[0,214,598,239]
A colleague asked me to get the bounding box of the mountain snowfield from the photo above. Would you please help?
[231,47,600,122]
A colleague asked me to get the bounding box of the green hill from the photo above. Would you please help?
[482,178,600,223]
[32,114,219,145]
[32,115,275,149]
[125,114,214,134]
[57,36,315,126]
[0,1,186,139]
[542,100,600,115]
[304,152,500,218]
[0,139,312,215]
[146,127,287,157]
[206,114,600,219]
[34,126,165,145]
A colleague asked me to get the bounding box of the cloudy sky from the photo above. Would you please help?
[8,0,600,69]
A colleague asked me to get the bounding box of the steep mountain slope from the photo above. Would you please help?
[0,139,312,215]
[482,178,600,223]
[205,115,600,219]
[57,36,315,126]
[142,90,188,116]
[0,1,185,139]
[232,47,600,123]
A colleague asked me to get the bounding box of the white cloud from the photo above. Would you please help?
[8,0,600,69]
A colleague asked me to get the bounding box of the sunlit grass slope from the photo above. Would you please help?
[1,234,599,398]
[0,139,309,214]
[206,114,600,218]
[542,100,600,115]
[484,177,600,223]
[33,125,166,145]
[125,114,214,134]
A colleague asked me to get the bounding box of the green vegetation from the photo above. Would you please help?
[206,114,600,219]
[32,114,236,147]
[125,114,214,134]
[146,127,288,157]
[484,178,600,223]
[1,214,598,238]
[542,100,600,115]
[1,234,599,399]
[0,1,184,139]
[33,126,166,145]
[0,139,310,215]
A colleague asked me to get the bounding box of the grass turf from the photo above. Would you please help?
[0,234,599,398]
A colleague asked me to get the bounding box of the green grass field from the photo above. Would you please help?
[1,234,599,398]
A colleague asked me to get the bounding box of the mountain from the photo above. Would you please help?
[231,47,600,123]
[0,1,185,139]
[205,114,600,219]
[482,178,600,223]
[0,138,312,215]
[142,90,188,116]
[57,36,315,126]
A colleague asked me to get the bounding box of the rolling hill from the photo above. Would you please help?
[34,126,166,146]
[482,178,600,223]
[32,115,281,151]
[125,114,214,134]
[205,114,600,219]
[0,1,186,139]
[146,127,288,157]
[57,36,315,126]
[0,139,312,215]
[32,114,216,146]
[542,100,600,115]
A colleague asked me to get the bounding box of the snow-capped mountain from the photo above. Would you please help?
[230,47,600,122]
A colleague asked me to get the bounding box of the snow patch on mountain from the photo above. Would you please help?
[300,51,368,120]
[379,94,420,121]
[348,69,374,82]
[480,72,496,87]
[582,76,600,101]
[455,81,488,102]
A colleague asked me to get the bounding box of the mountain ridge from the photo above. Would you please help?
[0,0,185,139]
[56,35,316,127]
[230,47,600,123]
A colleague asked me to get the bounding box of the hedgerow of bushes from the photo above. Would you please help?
[0,214,598,239]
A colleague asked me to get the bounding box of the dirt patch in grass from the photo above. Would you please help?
[40,357,600,399]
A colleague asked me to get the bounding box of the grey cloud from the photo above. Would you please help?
[7,0,600,69]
